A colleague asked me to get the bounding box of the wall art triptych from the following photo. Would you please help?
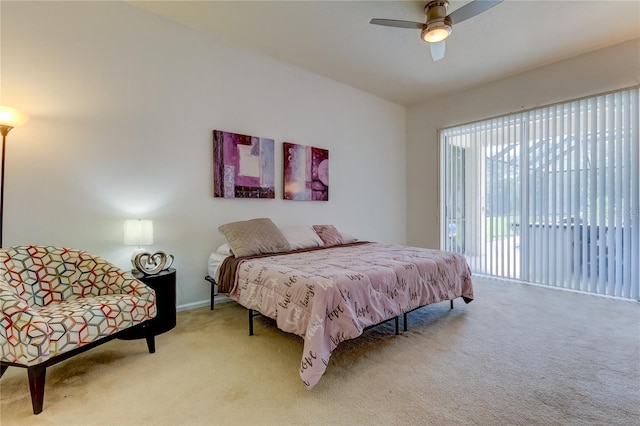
[213,130,328,201]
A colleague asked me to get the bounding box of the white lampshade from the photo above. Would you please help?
[123,219,154,246]
[0,105,29,128]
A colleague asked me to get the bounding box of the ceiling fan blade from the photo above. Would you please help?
[369,18,424,29]
[448,0,503,25]
[430,41,446,61]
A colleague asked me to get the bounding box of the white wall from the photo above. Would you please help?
[1,1,406,308]
[406,38,640,249]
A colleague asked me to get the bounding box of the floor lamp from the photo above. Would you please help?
[0,105,29,247]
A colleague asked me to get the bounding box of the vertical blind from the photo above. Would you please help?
[440,87,639,300]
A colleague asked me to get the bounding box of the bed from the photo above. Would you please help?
[207,219,474,389]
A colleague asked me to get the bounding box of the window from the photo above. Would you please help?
[440,87,639,300]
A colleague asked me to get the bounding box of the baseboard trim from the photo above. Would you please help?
[177,295,231,312]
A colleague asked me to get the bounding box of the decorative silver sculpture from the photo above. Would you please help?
[133,251,174,276]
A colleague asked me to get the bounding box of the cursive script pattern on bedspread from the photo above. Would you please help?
[228,243,473,389]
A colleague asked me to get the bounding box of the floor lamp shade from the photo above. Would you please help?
[0,106,30,129]
[0,105,29,248]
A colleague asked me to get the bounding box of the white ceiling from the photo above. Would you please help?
[131,0,640,106]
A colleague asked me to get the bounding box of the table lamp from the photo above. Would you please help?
[123,219,153,273]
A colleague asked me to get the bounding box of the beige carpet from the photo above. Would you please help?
[1,277,639,425]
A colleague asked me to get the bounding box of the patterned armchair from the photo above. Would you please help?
[0,246,157,414]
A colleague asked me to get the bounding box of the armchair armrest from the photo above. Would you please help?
[0,283,53,366]
[103,266,155,297]
[76,254,156,305]
[103,267,158,315]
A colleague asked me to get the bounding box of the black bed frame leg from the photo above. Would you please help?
[450,299,454,309]
[248,309,254,336]
[205,276,216,310]
[210,284,215,311]
[403,312,408,332]
[394,316,399,335]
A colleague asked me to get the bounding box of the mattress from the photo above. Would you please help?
[207,252,230,284]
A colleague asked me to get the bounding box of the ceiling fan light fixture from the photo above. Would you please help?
[421,20,451,43]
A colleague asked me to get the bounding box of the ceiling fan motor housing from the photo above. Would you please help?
[425,0,449,20]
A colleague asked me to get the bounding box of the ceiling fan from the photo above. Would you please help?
[370,0,503,61]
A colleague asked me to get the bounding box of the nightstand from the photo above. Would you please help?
[120,269,177,344]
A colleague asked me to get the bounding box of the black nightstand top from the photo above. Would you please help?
[133,268,176,279]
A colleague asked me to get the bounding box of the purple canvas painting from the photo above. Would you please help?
[213,130,275,198]
[283,142,329,201]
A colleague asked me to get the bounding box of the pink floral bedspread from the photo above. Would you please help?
[228,243,473,389]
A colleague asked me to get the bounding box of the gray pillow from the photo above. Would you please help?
[219,218,291,257]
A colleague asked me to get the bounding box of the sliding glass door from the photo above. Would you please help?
[440,88,639,300]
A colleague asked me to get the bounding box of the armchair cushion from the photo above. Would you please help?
[1,246,156,367]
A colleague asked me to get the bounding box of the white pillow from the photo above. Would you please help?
[340,231,358,244]
[216,243,233,255]
[280,226,324,250]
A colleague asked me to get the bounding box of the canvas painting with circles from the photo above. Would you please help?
[283,142,329,201]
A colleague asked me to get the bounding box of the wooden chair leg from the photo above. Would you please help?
[0,364,8,378]
[27,365,46,415]
[145,334,156,354]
